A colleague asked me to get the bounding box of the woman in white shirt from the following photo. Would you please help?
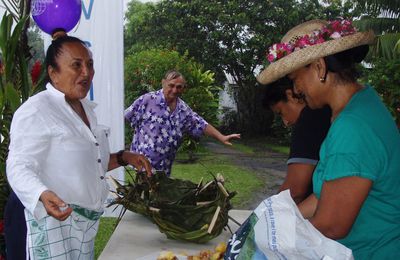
[5,33,152,259]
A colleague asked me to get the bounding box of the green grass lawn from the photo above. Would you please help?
[172,153,263,208]
[235,136,290,155]
[94,217,118,259]
[94,138,287,258]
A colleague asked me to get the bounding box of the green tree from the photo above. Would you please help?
[124,0,357,135]
[124,0,156,55]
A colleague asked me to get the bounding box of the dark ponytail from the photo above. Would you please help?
[324,45,369,83]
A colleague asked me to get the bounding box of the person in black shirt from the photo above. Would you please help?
[263,77,331,203]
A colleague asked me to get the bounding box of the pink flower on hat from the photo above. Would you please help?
[330,20,342,32]
[266,19,358,63]
[330,31,342,39]
[267,43,293,62]
[296,35,312,48]
[267,54,275,62]
[315,36,325,44]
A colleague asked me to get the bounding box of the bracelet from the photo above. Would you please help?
[116,150,128,166]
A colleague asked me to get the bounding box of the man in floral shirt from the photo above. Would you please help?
[125,70,240,175]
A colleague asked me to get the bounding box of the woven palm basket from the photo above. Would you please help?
[108,171,236,243]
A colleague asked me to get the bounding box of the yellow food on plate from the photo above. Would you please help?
[157,251,178,260]
[215,242,227,253]
[157,242,227,260]
[187,242,227,260]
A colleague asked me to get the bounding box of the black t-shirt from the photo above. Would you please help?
[288,105,331,165]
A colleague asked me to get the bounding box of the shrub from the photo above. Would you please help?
[361,58,400,127]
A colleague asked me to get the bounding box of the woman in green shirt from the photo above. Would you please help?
[257,19,400,259]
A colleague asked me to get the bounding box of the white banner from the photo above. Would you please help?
[80,0,125,216]
[44,0,125,216]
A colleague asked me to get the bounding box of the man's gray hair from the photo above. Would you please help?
[164,70,185,81]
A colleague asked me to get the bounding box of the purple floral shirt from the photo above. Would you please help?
[125,90,207,175]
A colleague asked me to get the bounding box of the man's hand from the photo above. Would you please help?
[221,133,241,146]
[40,190,72,221]
[203,124,241,146]
[124,152,153,176]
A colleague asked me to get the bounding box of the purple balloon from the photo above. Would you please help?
[32,0,82,35]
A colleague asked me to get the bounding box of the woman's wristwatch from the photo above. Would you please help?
[117,150,128,166]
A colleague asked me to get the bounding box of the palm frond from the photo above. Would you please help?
[352,0,400,15]
[0,107,12,170]
[1,0,21,21]
[369,33,400,60]
[355,17,400,33]
[395,39,400,53]
[18,54,31,101]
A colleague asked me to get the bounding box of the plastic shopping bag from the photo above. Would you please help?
[224,190,353,260]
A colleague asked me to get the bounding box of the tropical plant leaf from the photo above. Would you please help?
[355,17,400,33]
[5,15,28,80]
[1,0,24,21]
[0,14,13,55]
[395,39,400,53]
[353,0,400,15]
[4,82,21,112]
[352,0,400,61]
[0,89,4,114]
[370,33,400,60]
[19,54,31,101]
[0,4,31,257]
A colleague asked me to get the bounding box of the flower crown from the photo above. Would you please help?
[267,19,357,63]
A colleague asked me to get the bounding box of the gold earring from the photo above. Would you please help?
[319,77,325,83]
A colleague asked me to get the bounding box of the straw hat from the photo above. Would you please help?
[256,19,376,85]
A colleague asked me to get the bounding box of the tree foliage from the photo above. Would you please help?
[351,0,400,60]
[124,0,157,54]
[351,0,400,17]
[362,58,400,127]
[348,0,400,125]
[124,0,358,135]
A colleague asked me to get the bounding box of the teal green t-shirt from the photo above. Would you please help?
[313,85,400,259]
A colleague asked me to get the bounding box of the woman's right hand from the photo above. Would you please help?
[40,190,73,221]
[124,152,153,177]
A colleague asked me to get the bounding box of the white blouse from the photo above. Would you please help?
[7,83,110,220]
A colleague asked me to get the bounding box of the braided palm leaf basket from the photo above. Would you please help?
[108,171,236,243]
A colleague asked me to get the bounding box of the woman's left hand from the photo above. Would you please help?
[40,190,73,221]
